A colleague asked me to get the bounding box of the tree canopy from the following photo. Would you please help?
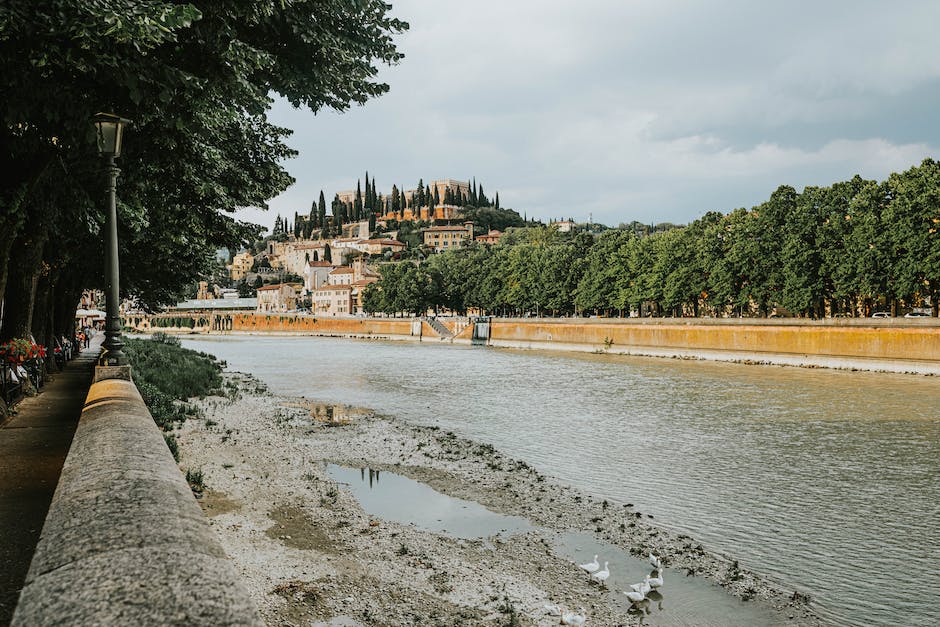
[0,0,407,344]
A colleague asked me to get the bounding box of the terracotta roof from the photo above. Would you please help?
[357,238,406,246]
[424,225,469,232]
[256,284,289,291]
[329,267,354,274]
[307,261,332,267]
[351,278,378,286]
[314,284,352,292]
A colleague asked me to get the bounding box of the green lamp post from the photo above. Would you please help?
[93,112,132,367]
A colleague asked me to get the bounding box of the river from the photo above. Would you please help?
[182,335,939,626]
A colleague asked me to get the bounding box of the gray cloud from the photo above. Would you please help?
[240,0,940,229]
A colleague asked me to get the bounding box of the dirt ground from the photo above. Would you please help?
[176,372,821,626]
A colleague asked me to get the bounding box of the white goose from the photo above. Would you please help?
[648,569,664,589]
[648,553,662,570]
[591,561,610,585]
[623,587,646,604]
[629,577,651,595]
[578,554,600,575]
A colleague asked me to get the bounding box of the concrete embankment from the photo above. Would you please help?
[484,317,940,375]
[13,378,261,626]
[135,313,940,374]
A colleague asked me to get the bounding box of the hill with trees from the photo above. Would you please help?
[364,160,940,319]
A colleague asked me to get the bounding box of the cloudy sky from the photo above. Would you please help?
[239,0,940,230]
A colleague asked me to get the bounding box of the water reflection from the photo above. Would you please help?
[327,464,534,539]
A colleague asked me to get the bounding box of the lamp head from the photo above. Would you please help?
[92,113,133,157]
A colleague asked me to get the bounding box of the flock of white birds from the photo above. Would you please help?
[544,553,666,625]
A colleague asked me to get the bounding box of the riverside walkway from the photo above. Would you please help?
[0,340,99,625]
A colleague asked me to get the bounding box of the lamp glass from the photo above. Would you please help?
[93,113,130,157]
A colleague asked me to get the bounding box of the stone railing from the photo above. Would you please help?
[12,378,261,626]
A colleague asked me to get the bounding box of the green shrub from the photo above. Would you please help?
[185,468,205,495]
[164,433,180,462]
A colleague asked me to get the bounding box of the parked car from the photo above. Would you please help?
[904,311,931,318]
[871,312,891,318]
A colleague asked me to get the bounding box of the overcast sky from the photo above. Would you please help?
[238,0,940,231]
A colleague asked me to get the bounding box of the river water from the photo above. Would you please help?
[182,335,939,626]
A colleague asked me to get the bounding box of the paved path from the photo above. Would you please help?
[0,342,99,625]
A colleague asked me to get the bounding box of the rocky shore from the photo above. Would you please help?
[176,372,822,626]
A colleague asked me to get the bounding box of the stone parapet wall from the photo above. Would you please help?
[13,379,261,626]
[231,313,414,338]
[488,318,940,365]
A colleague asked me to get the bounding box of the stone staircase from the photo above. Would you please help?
[425,317,454,339]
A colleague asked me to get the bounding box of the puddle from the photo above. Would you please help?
[328,465,788,624]
[327,464,534,539]
[555,532,787,626]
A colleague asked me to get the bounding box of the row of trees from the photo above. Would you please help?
[364,160,940,318]
[0,1,407,350]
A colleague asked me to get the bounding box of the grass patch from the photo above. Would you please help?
[125,333,223,431]
[125,333,223,400]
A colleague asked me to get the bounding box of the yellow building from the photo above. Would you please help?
[229,251,254,281]
[256,283,301,313]
[423,222,475,251]
[313,284,353,316]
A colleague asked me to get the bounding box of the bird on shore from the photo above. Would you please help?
[591,561,610,585]
[648,553,662,570]
[623,587,646,604]
[629,577,651,595]
[578,554,599,575]
[648,569,664,589]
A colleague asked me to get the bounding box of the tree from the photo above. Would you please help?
[324,243,332,263]
[391,185,400,212]
[0,0,408,344]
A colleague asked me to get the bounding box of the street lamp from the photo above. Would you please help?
[93,112,132,368]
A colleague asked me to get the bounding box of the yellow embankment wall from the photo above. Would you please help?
[487,319,940,367]
[231,314,413,339]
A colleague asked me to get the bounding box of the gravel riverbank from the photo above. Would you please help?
[176,371,822,626]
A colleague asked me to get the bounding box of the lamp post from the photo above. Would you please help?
[93,113,132,368]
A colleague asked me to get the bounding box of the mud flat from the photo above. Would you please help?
[176,372,822,626]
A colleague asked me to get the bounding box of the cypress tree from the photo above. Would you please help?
[355,180,363,219]
[324,243,332,263]
[416,179,424,207]
[392,185,400,212]
[426,185,432,207]
[319,197,328,234]
[494,192,499,210]
[371,179,377,212]
[364,172,370,210]
[472,178,477,205]
[433,187,440,207]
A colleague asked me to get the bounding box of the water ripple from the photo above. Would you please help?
[183,336,940,627]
